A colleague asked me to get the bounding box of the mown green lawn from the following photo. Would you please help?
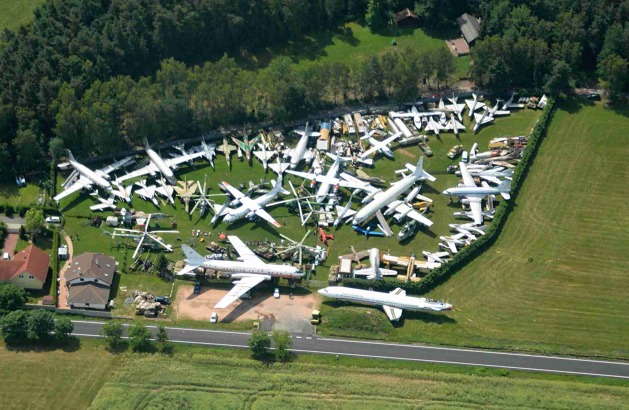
[239,22,452,70]
[0,0,45,32]
[0,184,41,207]
[323,99,629,359]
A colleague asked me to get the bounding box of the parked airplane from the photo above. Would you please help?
[231,131,260,162]
[55,150,134,203]
[422,251,450,264]
[352,248,397,280]
[135,180,159,206]
[352,225,386,237]
[216,137,237,167]
[214,174,289,227]
[155,177,175,206]
[319,286,451,321]
[89,192,117,212]
[465,93,486,117]
[473,100,511,133]
[177,237,304,308]
[502,91,525,110]
[462,167,513,185]
[278,122,319,171]
[445,113,466,136]
[352,157,434,230]
[195,137,216,169]
[287,154,365,203]
[334,194,357,227]
[253,143,275,171]
[443,162,511,225]
[444,94,466,120]
[424,116,446,135]
[117,139,205,185]
[357,131,402,164]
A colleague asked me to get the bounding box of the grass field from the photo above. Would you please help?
[323,99,629,359]
[89,346,629,409]
[0,183,41,207]
[239,22,452,71]
[0,0,44,32]
[0,340,118,410]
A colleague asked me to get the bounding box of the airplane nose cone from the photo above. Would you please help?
[442,190,449,195]
[445,304,452,310]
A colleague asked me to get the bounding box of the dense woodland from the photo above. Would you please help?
[0,0,626,180]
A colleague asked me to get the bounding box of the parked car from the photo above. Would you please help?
[210,312,218,323]
[155,296,171,305]
[193,281,201,294]
[273,288,280,299]
[45,216,61,224]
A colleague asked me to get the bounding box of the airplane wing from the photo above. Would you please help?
[215,275,269,309]
[459,162,476,187]
[374,210,394,237]
[474,112,494,125]
[479,175,502,185]
[216,144,236,153]
[54,176,92,202]
[468,196,483,225]
[89,202,113,211]
[116,162,159,183]
[406,209,433,227]
[135,185,156,199]
[227,235,263,263]
[165,151,205,167]
[96,156,134,178]
[251,207,281,228]
[155,184,174,198]
[465,99,486,111]
[335,205,356,218]
[221,182,245,200]
[268,162,290,175]
[382,305,403,321]
[253,150,275,161]
[285,170,317,182]
[445,240,458,254]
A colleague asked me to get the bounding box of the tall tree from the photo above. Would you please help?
[24,208,46,240]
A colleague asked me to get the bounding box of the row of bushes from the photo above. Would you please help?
[0,204,58,217]
[343,97,557,295]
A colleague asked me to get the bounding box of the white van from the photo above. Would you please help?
[2,252,9,261]
[45,216,61,224]
[462,151,469,163]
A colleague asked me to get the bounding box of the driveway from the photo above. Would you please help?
[1,233,18,256]
[56,234,74,309]
[0,214,25,232]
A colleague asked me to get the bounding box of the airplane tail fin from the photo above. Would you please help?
[271,174,290,195]
[66,149,75,162]
[178,245,205,275]
[411,157,425,177]
[143,137,151,149]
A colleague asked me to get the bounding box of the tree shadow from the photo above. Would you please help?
[5,336,81,353]
[559,96,596,114]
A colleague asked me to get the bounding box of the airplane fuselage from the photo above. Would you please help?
[223,188,281,224]
[290,133,310,169]
[315,159,342,202]
[146,148,176,184]
[443,187,500,197]
[353,176,418,225]
[70,159,112,192]
[201,259,303,279]
[319,287,452,312]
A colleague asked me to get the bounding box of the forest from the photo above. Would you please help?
[0,0,627,179]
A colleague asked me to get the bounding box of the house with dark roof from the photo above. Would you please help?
[457,13,481,45]
[66,252,117,310]
[0,245,50,290]
[394,8,419,27]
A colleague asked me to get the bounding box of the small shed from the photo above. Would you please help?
[457,13,481,45]
[338,258,352,275]
[394,8,419,27]
[105,216,119,227]
[58,246,68,261]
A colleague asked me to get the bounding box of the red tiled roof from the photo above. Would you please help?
[0,244,50,283]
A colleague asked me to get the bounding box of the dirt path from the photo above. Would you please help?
[174,285,319,333]
[56,234,74,309]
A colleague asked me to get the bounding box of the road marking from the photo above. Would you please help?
[306,337,312,339]
[288,348,629,379]
[316,337,629,366]
[70,332,629,378]
[296,336,302,339]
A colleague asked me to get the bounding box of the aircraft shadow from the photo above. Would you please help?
[222,293,272,323]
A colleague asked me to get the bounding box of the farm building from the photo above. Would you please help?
[457,13,481,45]
[0,244,50,290]
[65,252,117,310]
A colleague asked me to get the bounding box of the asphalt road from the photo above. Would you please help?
[71,320,629,379]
